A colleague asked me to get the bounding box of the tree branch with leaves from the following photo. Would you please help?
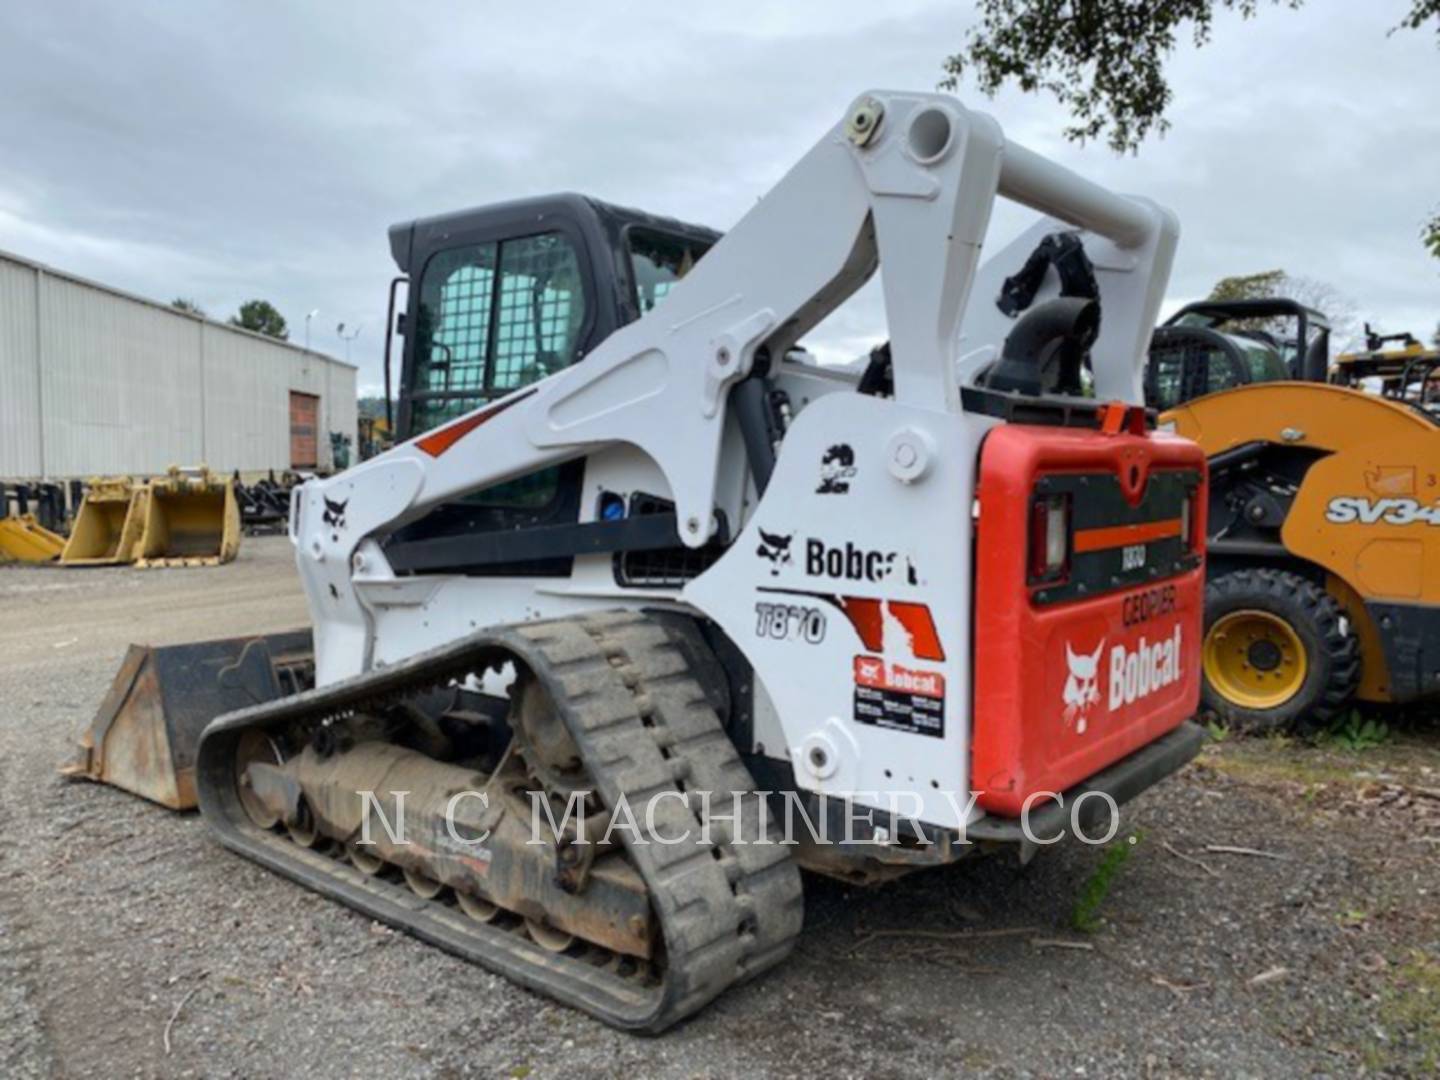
[230,299,289,341]
[942,0,1440,257]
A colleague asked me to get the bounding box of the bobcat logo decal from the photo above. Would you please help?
[322,496,349,530]
[816,443,857,495]
[1062,639,1104,734]
[756,529,794,576]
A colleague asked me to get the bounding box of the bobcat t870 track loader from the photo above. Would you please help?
[80,91,1210,1030]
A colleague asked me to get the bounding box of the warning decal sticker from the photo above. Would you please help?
[852,655,945,739]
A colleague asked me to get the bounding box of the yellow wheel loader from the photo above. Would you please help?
[1148,300,1440,730]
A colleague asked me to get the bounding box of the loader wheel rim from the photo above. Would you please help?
[1203,609,1308,709]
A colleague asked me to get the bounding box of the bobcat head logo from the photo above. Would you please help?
[816,443,857,495]
[322,496,349,529]
[1063,639,1104,734]
[756,529,794,576]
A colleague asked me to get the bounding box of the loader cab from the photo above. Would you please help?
[388,194,719,440]
[384,194,719,572]
[1145,298,1330,410]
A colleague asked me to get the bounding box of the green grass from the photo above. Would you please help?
[1313,709,1391,752]
[1070,832,1142,934]
[1202,748,1360,788]
[1368,954,1440,1073]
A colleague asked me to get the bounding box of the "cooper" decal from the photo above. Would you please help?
[1122,584,1177,627]
[1326,497,1440,526]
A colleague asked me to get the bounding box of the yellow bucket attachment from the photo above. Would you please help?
[62,630,313,810]
[0,513,66,563]
[134,467,241,568]
[59,477,146,566]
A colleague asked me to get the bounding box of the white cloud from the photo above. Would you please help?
[0,0,1435,395]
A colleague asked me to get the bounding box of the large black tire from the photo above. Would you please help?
[1201,568,1360,733]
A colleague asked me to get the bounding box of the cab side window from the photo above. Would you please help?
[627,227,708,314]
[492,233,586,390]
[1149,353,1183,410]
[410,232,587,433]
[408,231,587,506]
[1206,350,1243,395]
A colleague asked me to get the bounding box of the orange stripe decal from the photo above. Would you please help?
[834,597,947,661]
[1073,517,1181,554]
[414,390,535,458]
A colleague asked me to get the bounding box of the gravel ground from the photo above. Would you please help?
[1,537,1437,1078]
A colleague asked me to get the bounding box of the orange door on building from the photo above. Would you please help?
[289,391,319,468]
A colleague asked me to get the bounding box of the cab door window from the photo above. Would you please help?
[492,233,586,389]
[410,232,586,434]
[408,231,587,507]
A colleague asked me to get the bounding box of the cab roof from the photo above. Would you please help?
[388,193,721,274]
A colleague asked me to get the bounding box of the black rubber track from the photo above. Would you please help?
[1202,568,1360,733]
[195,610,804,1032]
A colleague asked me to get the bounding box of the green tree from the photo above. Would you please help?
[1208,270,1286,304]
[1424,215,1440,261]
[356,395,390,420]
[1206,269,1363,352]
[230,299,289,340]
[943,0,1440,254]
[171,297,205,317]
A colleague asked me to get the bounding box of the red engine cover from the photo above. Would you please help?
[971,421,1207,817]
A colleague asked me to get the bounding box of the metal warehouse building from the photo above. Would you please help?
[0,248,357,481]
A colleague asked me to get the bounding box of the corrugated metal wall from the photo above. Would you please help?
[0,249,358,480]
[0,259,42,476]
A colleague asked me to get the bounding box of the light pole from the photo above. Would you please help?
[337,322,362,366]
[305,308,320,351]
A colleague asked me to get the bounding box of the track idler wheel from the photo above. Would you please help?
[234,730,284,830]
[513,676,587,797]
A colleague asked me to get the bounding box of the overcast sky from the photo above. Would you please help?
[1,1,1436,393]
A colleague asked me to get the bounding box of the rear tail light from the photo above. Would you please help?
[1181,487,1201,553]
[1029,493,1070,583]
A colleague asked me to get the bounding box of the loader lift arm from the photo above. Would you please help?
[296,91,1178,686]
